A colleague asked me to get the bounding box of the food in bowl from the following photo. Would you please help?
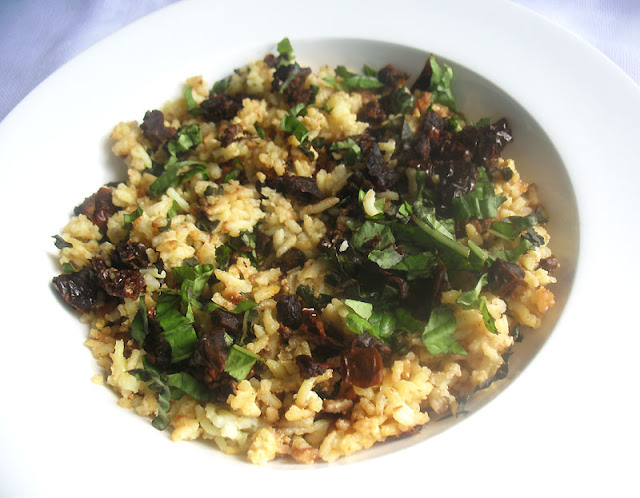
[52,38,558,464]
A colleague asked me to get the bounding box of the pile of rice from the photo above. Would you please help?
[54,41,556,464]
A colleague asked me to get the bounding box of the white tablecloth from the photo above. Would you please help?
[0,0,638,122]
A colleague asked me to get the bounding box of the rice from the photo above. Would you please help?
[52,39,558,464]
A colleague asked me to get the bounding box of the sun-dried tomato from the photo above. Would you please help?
[52,267,99,312]
[93,258,146,300]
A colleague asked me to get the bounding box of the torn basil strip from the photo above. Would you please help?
[280,113,309,143]
[489,212,546,240]
[422,306,466,355]
[131,295,149,346]
[456,274,497,333]
[224,345,263,381]
[129,368,172,430]
[452,168,505,221]
[122,204,143,230]
[52,235,72,249]
[155,293,198,362]
[428,54,456,111]
[149,160,210,198]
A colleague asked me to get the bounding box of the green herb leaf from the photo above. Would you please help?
[325,65,383,91]
[411,210,469,258]
[166,372,211,402]
[330,138,361,166]
[211,75,232,95]
[131,295,149,346]
[149,159,209,197]
[488,212,546,240]
[254,123,266,139]
[391,252,437,280]
[387,88,415,115]
[422,306,465,355]
[122,204,143,230]
[61,262,76,273]
[128,368,172,430]
[184,86,200,114]
[155,293,198,362]
[345,299,373,319]
[215,245,232,270]
[280,114,309,143]
[296,285,333,310]
[277,37,294,61]
[428,55,456,111]
[52,235,72,249]
[224,345,263,381]
[394,308,423,333]
[456,275,496,333]
[368,311,396,339]
[452,168,505,221]
[345,312,376,336]
[362,64,378,77]
[158,200,181,233]
[369,245,404,269]
[172,263,214,322]
[166,124,202,157]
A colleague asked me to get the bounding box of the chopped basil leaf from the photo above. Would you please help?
[149,159,209,197]
[184,86,200,114]
[390,252,437,280]
[128,368,172,430]
[489,212,546,240]
[178,164,209,183]
[298,143,315,160]
[289,102,308,117]
[362,64,378,77]
[158,200,181,232]
[330,138,361,166]
[215,245,232,270]
[324,65,383,91]
[456,274,496,333]
[166,124,202,157]
[345,312,375,335]
[387,88,415,115]
[452,168,505,221]
[276,37,294,61]
[428,55,456,111]
[231,299,259,314]
[254,123,266,139]
[122,204,143,230]
[224,344,263,381]
[411,209,469,258]
[475,117,491,128]
[223,169,240,183]
[345,299,373,319]
[422,306,466,355]
[155,293,198,362]
[166,372,211,402]
[369,245,404,269]
[448,115,469,132]
[200,297,258,315]
[296,285,333,310]
[61,262,76,273]
[280,113,308,143]
[394,307,423,333]
[172,263,214,322]
[131,295,149,346]
[53,235,72,249]
[211,75,232,95]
